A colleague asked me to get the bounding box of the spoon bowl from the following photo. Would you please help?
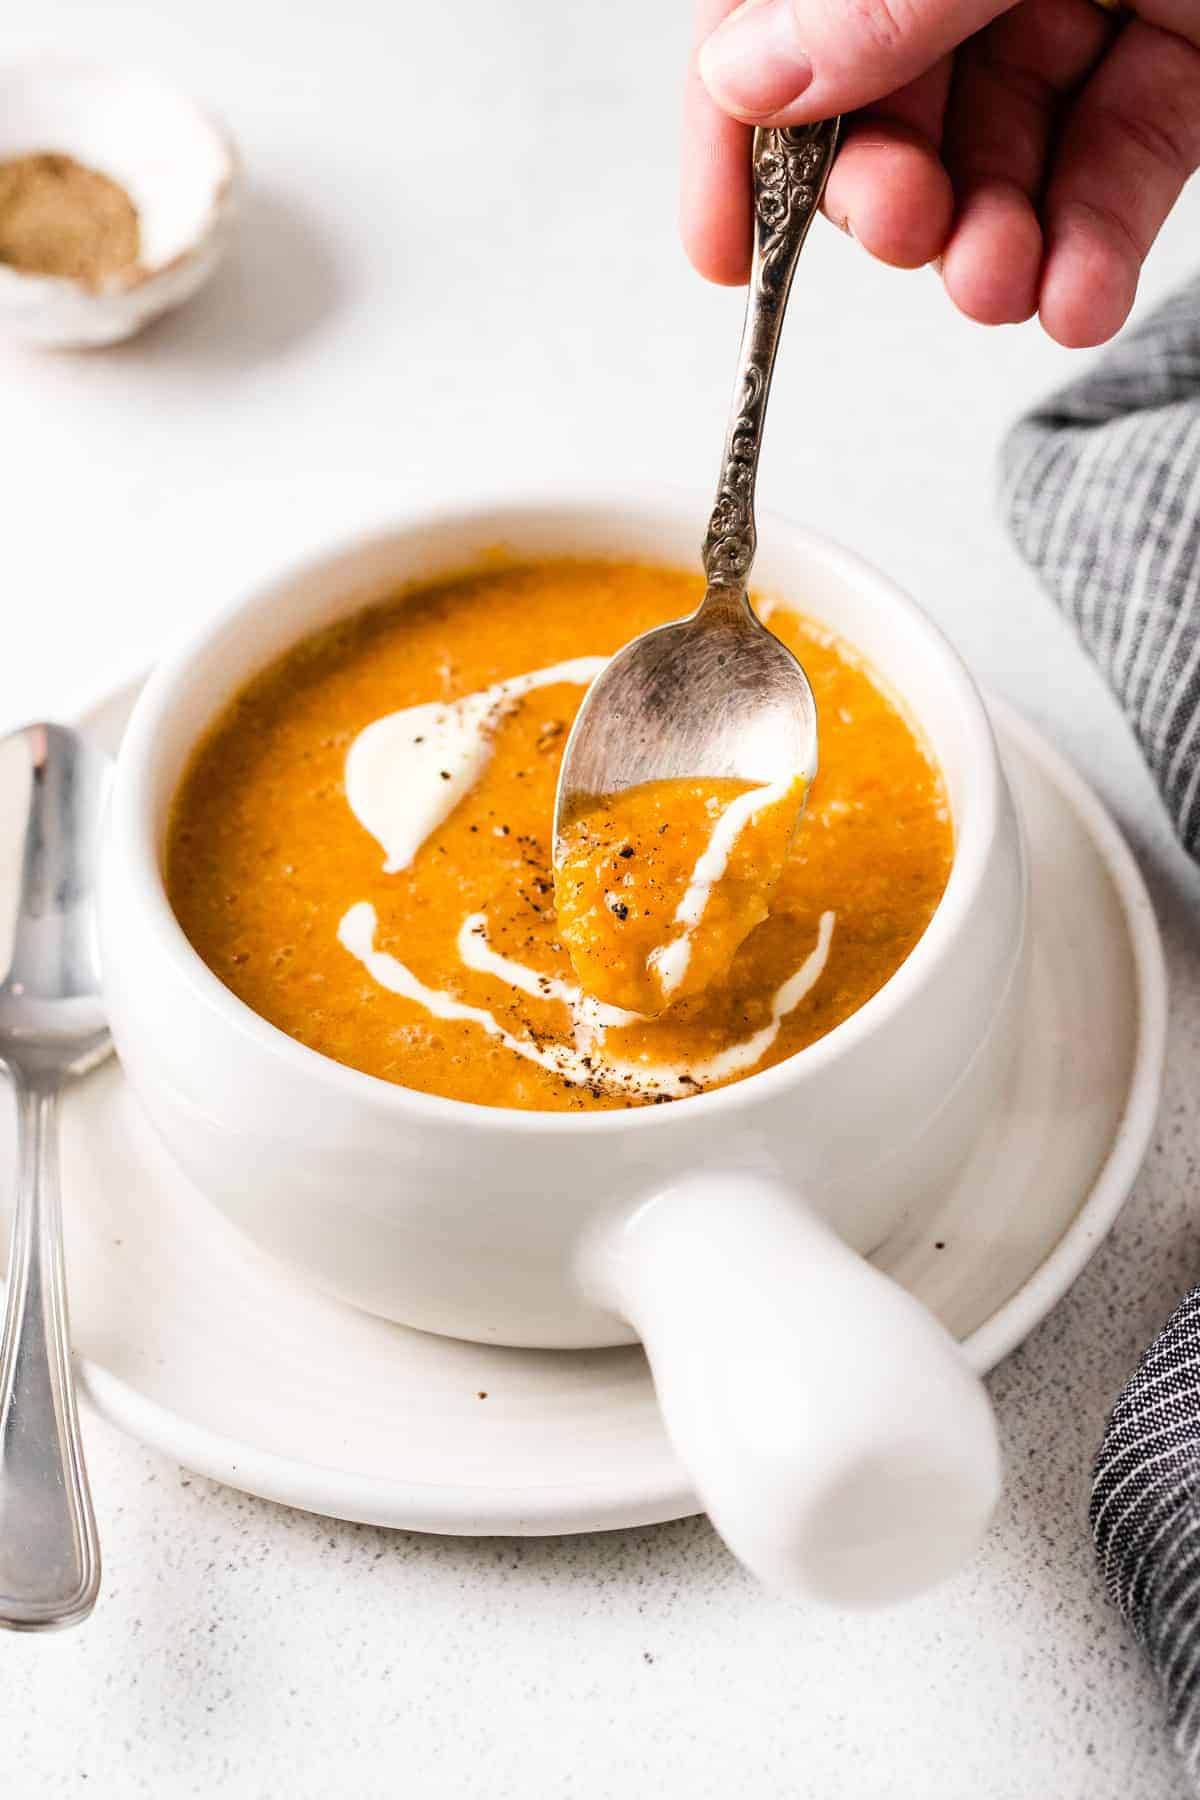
[0,727,110,1070]
[553,589,817,831]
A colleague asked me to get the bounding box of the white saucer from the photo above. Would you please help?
[0,689,1166,1535]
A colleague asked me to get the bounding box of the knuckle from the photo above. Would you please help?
[1061,192,1146,261]
[837,0,917,61]
[1100,98,1193,183]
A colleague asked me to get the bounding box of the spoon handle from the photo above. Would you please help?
[0,1073,99,1629]
[702,118,840,599]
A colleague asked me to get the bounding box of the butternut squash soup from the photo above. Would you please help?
[166,560,953,1112]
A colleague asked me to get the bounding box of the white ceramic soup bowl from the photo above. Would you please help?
[99,490,1027,1606]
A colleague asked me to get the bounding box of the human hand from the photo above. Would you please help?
[682,0,1200,346]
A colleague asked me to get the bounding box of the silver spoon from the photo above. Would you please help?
[0,723,110,1630]
[554,119,840,839]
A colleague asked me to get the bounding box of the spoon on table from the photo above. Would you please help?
[0,723,110,1630]
[554,118,840,841]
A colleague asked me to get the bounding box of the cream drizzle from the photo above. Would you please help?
[457,912,640,1031]
[345,657,605,872]
[648,777,796,1000]
[338,902,835,1100]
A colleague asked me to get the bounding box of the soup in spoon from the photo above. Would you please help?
[555,774,806,1016]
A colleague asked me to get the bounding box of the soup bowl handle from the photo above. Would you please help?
[582,1169,1001,1605]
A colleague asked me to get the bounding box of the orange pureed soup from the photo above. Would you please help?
[167,561,953,1112]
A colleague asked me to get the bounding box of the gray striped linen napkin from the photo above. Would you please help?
[1003,276,1200,1781]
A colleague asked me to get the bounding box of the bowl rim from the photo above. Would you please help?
[106,485,1006,1137]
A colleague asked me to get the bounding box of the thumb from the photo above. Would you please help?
[698,0,1014,124]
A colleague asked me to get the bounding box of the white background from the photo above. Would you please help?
[2,1,1200,1795]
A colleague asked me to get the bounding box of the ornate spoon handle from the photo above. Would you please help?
[702,118,841,599]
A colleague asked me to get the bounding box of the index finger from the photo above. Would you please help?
[1039,12,1200,346]
[681,0,754,285]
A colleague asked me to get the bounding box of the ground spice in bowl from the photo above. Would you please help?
[0,152,140,284]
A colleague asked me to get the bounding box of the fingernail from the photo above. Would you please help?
[699,0,813,119]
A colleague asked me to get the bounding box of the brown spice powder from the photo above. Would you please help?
[0,152,140,284]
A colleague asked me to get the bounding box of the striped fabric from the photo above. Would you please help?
[1090,1290,1200,1781]
[1003,275,1200,857]
[1003,277,1200,1785]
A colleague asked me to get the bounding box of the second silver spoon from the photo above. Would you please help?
[0,723,110,1631]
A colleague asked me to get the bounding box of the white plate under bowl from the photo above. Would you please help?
[0,688,1166,1535]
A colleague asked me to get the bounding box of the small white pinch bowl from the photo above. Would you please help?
[99,491,1028,1606]
[0,59,235,347]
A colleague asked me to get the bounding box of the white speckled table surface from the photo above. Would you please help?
[2,1,1199,1794]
